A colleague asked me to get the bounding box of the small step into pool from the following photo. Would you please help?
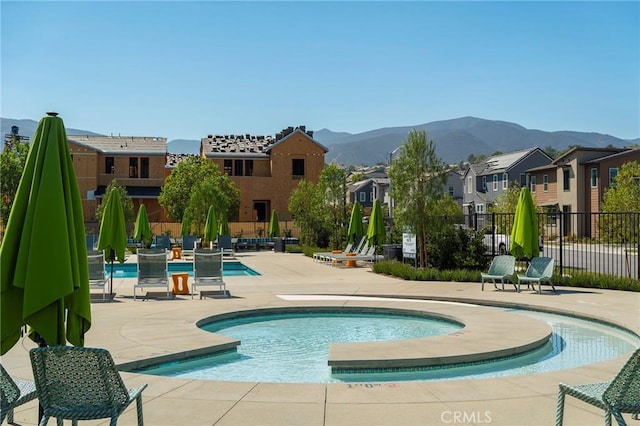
[106,261,259,278]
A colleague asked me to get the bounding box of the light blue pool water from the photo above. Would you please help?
[107,261,259,278]
[135,307,640,383]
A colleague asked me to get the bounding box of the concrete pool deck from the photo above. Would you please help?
[2,251,639,425]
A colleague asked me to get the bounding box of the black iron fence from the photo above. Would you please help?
[460,212,640,280]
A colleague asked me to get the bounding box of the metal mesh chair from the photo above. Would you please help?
[516,256,556,293]
[87,250,109,300]
[29,346,147,426]
[192,248,227,299]
[556,348,640,426]
[134,249,170,300]
[481,255,516,291]
[0,364,38,424]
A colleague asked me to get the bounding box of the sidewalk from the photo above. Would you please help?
[3,251,639,425]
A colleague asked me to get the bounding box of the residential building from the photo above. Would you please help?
[462,148,553,214]
[68,135,167,223]
[526,147,640,238]
[349,177,389,209]
[200,126,327,222]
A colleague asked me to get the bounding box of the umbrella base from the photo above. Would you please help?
[90,293,116,303]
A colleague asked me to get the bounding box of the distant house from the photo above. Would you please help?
[526,147,640,238]
[67,135,167,222]
[348,177,389,209]
[444,169,464,207]
[462,148,553,214]
[200,126,328,222]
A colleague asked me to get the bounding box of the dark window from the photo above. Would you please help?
[609,168,618,187]
[141,157,149,178]
[224,160,232,175]
[105,157,114,174]
[245,160,253,176]
[235,159,243,177]
[590,168,598,188]
[563,169,570,191]
[129,158,138,178]
[292,159,305,179]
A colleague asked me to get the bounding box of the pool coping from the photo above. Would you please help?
[115,300,553,373]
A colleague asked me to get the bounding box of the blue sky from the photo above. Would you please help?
[2,1,639,141]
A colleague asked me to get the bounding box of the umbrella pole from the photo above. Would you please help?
[109,248,115,300]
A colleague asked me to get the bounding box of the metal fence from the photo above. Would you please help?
[462,212,640,280]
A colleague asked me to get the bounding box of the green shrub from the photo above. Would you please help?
[372,260,640,292]
[285,244,304,254]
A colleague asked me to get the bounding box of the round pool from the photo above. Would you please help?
[134,306,640,383]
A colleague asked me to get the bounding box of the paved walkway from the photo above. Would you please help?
[3,251,639,425]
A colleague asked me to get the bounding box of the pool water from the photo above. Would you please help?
[134,308,640,383]
[106,261,259,278]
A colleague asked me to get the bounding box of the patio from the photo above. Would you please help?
[2,251,638,425]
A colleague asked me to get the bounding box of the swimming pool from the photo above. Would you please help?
[134,306,640,383]
[106,261,259,278]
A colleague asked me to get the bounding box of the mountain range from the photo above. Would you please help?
[2,116,637,165]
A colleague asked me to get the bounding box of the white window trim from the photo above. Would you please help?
[590,168,598,188]
[543,174,549,192]
[531,176,537,192]
[467,176,473,194]
[493,175,498,191]
[502,173,508,189]
[359,192,366,202]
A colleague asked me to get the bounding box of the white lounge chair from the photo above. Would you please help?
[134,248,170,300]
[314,237,366,263]
[192,248,227,299]
[327,244,376,267]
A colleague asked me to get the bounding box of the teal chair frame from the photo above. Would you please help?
[556,348,640,426]
[481,255,516,291]
[29,346,148,426]
[0,364,37,424]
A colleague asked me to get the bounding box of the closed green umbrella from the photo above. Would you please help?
[218,215,230,236]
[347,201,364,244]
[510,187,540,260]
[133,204,152,247]
[0,112,91,354]
[181,213,191,237]
[268,210,280,238]
[367,199,385,250]
[203,205,218,246]
[97,187,127,297]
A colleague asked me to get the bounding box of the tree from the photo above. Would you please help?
[318,164,348,249]
[95,180,135,233]
[185,177,240,236]
[600,161,640,243]
[288,179,326,247]
[0,137,29,227]
[388,130,448,267]
[159,156,240,228]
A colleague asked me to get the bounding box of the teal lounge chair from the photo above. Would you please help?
[481,255,516,291]
[517,256,556,294]
[556,348,640,426]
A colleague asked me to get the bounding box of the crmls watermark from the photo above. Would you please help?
[440,410,492,424]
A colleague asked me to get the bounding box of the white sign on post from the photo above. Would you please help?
[402,233,416,258]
